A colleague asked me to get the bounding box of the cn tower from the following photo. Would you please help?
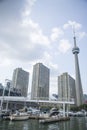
[72,32,83,106]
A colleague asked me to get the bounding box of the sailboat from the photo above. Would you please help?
[9,111,29,121]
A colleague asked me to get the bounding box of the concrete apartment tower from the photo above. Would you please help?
[72,33,83,106]
[58,72,76,103]
[12,68,29,97]
[31,63,50,100]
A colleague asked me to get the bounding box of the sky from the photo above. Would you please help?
[0,0,87,96]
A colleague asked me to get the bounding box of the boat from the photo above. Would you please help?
[9,111,29,121]
[0,109,11,119]
[27,107,40,115]
[70,111,87,117]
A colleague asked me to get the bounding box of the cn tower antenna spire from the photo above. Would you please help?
[73,25,75,37]
[72,26,76,47]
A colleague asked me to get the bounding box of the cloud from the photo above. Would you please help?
[63,20,82,30]
[49,63,58,70]
[63,20,87,41]
[0,57,12,67]
[21,17,50,46]
[41,52,59,70]
[22,0,37,17]
[78,31,87,39]
[58,39,71,53]
[50,27,64,42]
[0,13,50,63]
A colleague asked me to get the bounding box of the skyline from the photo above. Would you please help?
[0,0,87,95]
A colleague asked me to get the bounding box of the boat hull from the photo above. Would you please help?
[10,115,29,121]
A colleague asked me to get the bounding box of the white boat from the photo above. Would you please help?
[39,113,49,119]
[9,112,29,121]
[27,107,40,115]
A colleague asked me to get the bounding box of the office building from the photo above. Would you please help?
[12,68,29,97]
[72,33,83,106]
[58,72,76,103]
[31,63,50,100]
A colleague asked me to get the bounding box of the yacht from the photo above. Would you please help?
[9,111,29,121]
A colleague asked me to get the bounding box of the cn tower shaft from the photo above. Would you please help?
[72,36,83,106]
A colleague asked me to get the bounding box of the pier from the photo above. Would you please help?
[39,117,70,124]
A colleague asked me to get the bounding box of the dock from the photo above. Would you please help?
[29,115,49,120]
[39,117,70,124]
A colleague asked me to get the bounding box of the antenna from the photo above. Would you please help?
[72,25,76,47]
[72,25,75,37]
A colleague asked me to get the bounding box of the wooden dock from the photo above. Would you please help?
[39,117,70,124]
[29,115,49,120]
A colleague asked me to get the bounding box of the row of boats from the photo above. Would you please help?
[0,107,47,121]
[0,107,87,121]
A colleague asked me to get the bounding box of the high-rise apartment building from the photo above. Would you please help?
[31,63,50,100]
[12,68,29,97]
[58,72,76,103]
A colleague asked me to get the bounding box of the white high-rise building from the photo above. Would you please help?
[12,68,29,97]
[31,63,50,100]
[58,72,76,103]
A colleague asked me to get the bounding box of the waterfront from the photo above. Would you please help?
[0,117,87,130]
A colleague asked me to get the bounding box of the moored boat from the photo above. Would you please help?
[9,111,29,121]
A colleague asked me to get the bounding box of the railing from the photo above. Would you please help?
[0,96,75,105]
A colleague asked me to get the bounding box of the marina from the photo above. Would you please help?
[0,0,87,130]
[0,106,87,123]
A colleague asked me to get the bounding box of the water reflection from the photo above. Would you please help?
[0,117,87,130]
[70,117,87,130]
[57,121,70,130]
[48,123,59,130]
[23,122,28,130]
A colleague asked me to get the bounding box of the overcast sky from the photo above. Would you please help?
[0,0,87,96]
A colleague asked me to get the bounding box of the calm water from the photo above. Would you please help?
[0,117,87,130]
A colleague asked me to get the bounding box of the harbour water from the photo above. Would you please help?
[0,117,87,130]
